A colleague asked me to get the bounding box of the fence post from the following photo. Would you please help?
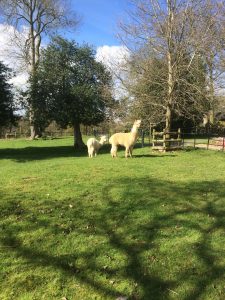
[152,129,155,147]
[178,128,181,139]
[182,131,185,149]
[149,124,151,146]
[141,130,145,148]
[163,129,166,151]
[207,135,210,150]
[178,128,181,148]
[194,133,196,150]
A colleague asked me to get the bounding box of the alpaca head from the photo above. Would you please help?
[131,120,141,133]
[134,120,141,128]
[100,135,107,144]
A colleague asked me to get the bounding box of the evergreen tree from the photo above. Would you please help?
[0,0,79,139]
[0,61,15,127]
[36,37,113,148]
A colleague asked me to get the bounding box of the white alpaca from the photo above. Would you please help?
[87,136,107,158]
[109,120,141,158]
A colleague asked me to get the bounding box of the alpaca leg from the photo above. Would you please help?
[90,148,94,158]
[129,146,133,158]
[110,146,113,157]
[111,146,115,158]
[115,146,118,157]
[125,147,129,158]
[111,145,117,158]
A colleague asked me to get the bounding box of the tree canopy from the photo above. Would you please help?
[118,0,225,131]
[0,0,80,139]
[34,37,114,147]
[127,51,208,130]
[0,61,15,127]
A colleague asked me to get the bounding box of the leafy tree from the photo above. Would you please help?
[119,0,224,131]
[127,50,208,132]
[0,61,15,128]
[36,37,114,148]
[20,74,51,136]
[0,0,80,139]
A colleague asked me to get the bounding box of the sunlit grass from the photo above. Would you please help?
[1,137,225,299]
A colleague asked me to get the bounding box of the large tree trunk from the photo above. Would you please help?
[29,109,38,139]
[29,12,37,140]
[208,53,215,124]
[30,125,36,140]
[165,103,172,132]
[74,122,85,149]
[29,6,43,139]
[30,124,41,139]
[166,0,174,132]
[166,54,173,132]
[166,50,173,132]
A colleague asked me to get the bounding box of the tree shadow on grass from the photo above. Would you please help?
[0,143,130,162]
[132,154,177,158]
[100,179,225,299]
[0,144,165,162]
[1,178,225,299]
[0,146,89,162]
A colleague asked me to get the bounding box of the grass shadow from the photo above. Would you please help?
[0,146,88,162]
[0,142,174,162]
[133,154,177,158]
[0,144,115,162]
[1,177,225,299]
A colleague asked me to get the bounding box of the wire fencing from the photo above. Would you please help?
[2,126,225,152]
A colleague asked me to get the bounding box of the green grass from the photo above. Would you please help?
[1,137,225,300]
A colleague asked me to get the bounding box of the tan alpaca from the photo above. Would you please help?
[87,136,107,158]
[109,120,141,158]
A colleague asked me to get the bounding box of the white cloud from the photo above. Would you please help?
[96,45,129,71]
[0,27,131,97]
[9,73,28,88]
[0,23,29,89]
[96,45,130,100]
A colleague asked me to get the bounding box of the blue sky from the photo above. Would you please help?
[68,0,130,48]
[0,0,131,90]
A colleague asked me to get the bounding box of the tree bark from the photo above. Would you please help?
[29,3,38,139]
[165,103,172,132]
[74,122,85,149]
[29,108,37,139]
[166,48,173,132]
[166,0,174,132]
[208,53,215,124]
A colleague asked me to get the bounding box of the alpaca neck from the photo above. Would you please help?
[130,126,139,143]
[131,125,138,134]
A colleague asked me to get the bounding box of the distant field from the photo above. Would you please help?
[1,137,225,300]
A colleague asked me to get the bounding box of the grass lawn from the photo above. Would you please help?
[1,137,225,300]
